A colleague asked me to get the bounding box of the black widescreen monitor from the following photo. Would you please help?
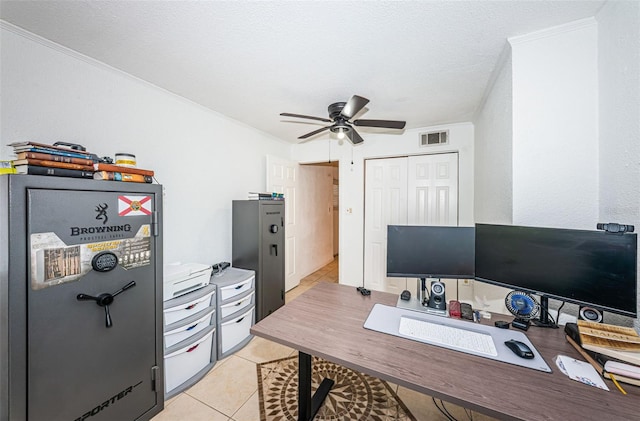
[386,225,475,279]
[475,223,638,317]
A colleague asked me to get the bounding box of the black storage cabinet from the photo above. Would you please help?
[232,200,285,322]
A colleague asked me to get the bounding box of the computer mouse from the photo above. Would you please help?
[504,339,534,359]
[400,290,411,301]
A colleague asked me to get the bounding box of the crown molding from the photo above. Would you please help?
[508,17,597,46]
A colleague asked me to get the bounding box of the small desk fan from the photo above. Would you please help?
[505,291,540,331]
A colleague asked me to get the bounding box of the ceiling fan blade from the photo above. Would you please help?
[281,113,332,123]
[345,128,364,145]
[353,119,406,129]
[340,95,369,119]
[298,125,331,139]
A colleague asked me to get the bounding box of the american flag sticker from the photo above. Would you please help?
[118,195,152,216]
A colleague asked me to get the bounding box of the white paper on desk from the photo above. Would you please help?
[555,355,609,391]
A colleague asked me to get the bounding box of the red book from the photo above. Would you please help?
[13,158,94,171]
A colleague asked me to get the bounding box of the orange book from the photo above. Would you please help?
[93,163,154,177]
[16,151,94,166]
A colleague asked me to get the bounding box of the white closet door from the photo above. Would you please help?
[364,153,459,294]
[407,153,458,226]
[364,158,408,294]
[266,155,299,292]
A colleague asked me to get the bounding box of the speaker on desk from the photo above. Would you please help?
[427,281,447,311]
[579,306,603,323]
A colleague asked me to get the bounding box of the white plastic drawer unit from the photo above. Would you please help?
[164,325,215,394]
[220,291,255,319]
[163,284,216,326]
[164,306,215,348]
[219,275,254,301]
[220,307,254,354]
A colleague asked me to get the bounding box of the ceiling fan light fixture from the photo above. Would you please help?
[330,124,350,140]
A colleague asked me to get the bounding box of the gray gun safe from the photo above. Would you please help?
[232,200,285,322]
[0,175,164,421]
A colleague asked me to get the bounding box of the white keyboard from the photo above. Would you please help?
[399,316,498,357]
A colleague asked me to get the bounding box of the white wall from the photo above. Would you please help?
[473,19,600,315]
[510,18,599,230]
[292,123,475,287]
[596,1,640,329]
[474,46,513,225]
[0,23,291,265]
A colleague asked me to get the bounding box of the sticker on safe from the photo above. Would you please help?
[118,195,152,216]
[30,224,152,290]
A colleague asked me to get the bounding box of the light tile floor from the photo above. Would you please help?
[153,257,494,421]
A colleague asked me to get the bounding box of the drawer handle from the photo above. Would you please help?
[187,344,200,353]
[235,317,245,324]
[234,285,244,290]
[235,301,243,306]
[186,323,198,331]
[185,303,198,310]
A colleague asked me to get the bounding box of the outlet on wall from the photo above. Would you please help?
[460,279,473,287]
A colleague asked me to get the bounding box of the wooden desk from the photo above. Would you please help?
[250,282,639,421]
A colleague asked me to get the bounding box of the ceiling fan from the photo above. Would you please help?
[280,95,406,144]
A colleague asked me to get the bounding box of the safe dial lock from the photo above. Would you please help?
[270,224,278,234]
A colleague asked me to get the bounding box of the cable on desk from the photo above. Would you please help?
[549,301,566,326]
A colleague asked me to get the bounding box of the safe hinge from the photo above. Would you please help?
[151,211,159,237]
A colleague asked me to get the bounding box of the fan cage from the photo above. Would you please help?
[505,291,540,320]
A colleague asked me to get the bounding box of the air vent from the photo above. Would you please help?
[419,130,448,146]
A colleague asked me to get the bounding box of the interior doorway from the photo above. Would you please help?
[299,161,339,282]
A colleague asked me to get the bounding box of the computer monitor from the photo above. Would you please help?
[475,223,638,319]
[386,225,475,279]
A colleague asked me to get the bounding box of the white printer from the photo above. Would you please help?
[163,263,212,301]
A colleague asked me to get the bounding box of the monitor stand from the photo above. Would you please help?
[531,296,558,328]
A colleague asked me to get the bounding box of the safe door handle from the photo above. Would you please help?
[77,281,136,328]
[271,244,278,256]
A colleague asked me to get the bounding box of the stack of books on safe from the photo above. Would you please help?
[565,320,640,391]
[8,141,97,179]
[248,192,284,200]
[8,141,154,183]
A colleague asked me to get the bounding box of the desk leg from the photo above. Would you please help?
[298,352,334,421]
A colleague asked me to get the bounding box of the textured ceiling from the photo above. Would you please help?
[0,1,605,143]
